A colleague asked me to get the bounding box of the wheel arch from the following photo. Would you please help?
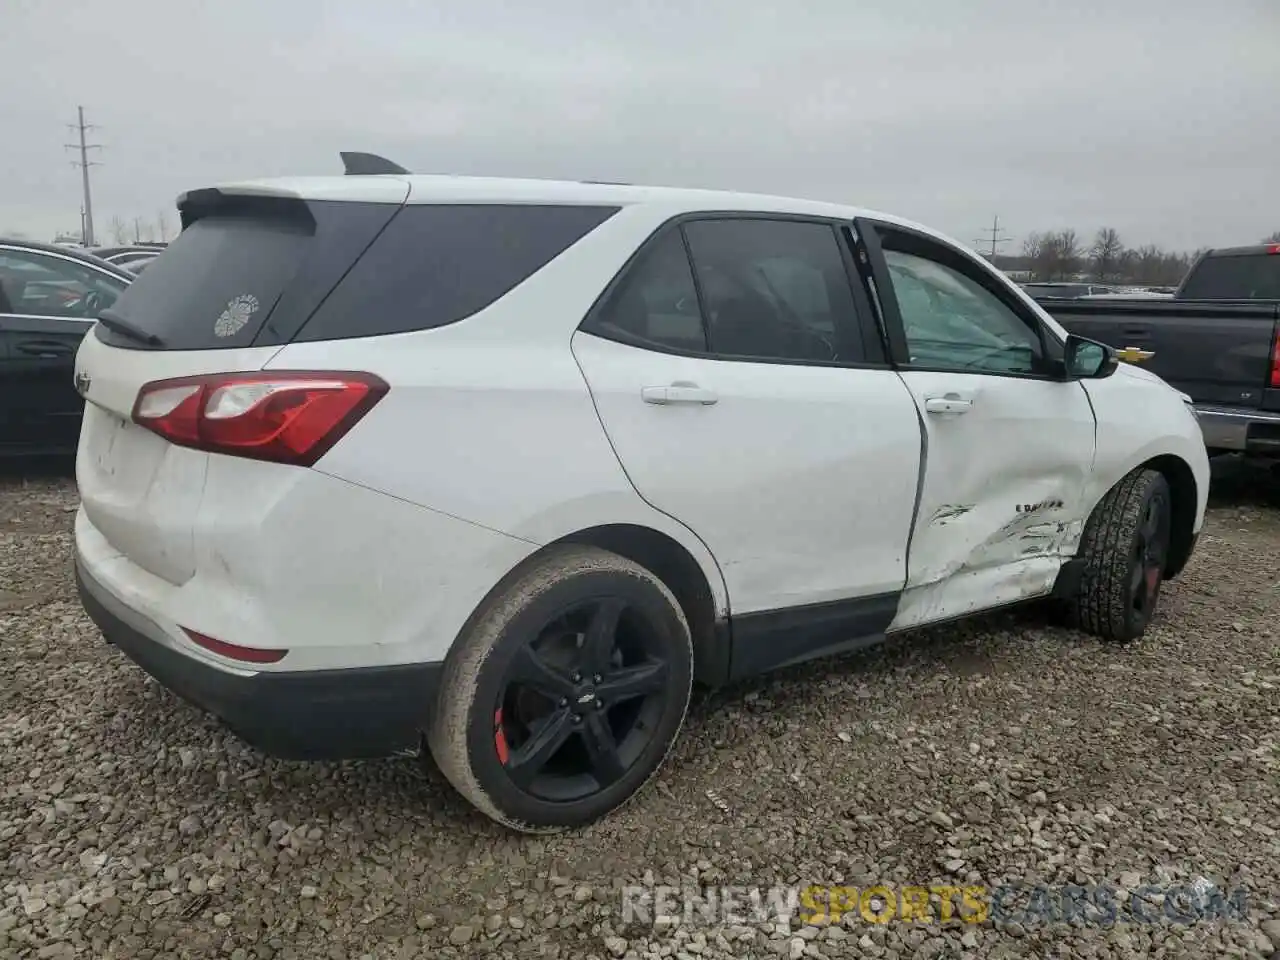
[1142,452,1199,580]
[551,524,729,687]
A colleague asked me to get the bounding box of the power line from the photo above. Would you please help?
[65,106,102,247]
[973,214,1013,259]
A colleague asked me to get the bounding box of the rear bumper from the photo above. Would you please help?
[76,559,443,761]
[1195,403,1280,454]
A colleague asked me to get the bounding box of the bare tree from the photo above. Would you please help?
[1131,245,1164,285]
[109,216,130,245]
[131,217,155,243]
[155,209,173,241]
[1056,229,1081,279]
[1265,231,1280,244]
[1089,227,1124,281]
[1022,232,1044,263]
[1023,231,1059,281]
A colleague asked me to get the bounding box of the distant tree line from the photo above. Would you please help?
[1005,228,1280,287]
[108,213,174,245]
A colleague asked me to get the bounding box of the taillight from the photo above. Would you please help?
[132,371,387,466]
[1271,332,1280,388]
[1268,244,1280,255]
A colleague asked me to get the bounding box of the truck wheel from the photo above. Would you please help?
[1071,468,1172,643]
[428,545,693,832]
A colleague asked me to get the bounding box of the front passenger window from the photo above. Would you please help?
[883,249,1044,376]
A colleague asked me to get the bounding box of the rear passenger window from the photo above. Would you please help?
[588,231,707,352]
[682,219,861,363]
[298,204,619,342]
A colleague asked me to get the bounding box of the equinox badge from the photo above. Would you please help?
[74,371,91,397]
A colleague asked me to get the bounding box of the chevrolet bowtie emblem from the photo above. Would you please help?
[74,371,91,396]
[1115,346,1154,363]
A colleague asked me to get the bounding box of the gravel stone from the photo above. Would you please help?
[3,460,1280,959]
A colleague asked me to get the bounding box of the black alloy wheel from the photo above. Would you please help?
[1129,485,1171,622]
[494,596,672,801]
[429,545,694,831]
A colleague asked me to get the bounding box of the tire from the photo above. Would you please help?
[1071,468,1173,643]
[428,544,694,832]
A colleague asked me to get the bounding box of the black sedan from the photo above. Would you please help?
[0,239,134,456]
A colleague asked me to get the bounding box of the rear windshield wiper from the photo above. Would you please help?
[97,309,165,347]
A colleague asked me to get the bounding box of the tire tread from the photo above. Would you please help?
[1071,468,1163,642]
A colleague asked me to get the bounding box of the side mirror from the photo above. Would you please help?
[1064,334,1119,380]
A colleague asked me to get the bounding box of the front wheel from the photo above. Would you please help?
[428,545,694,832]
[1071,468,1172,642]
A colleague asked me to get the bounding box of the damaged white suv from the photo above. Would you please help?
[73,158,1209,832]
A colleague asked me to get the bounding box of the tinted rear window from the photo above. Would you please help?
[295,204,619,342]
[94,197,401,351]
[1179,253,1280,300]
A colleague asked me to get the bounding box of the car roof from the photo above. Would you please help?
[92,245,161,256]
[180,174,975,255]
[0,237,136,279]
[1198,244,1280,258]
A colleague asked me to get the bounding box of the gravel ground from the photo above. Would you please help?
[1,459,1278,960]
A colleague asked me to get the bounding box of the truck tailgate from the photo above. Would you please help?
[1040,299,1280,406]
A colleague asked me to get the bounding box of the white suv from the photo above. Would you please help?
[73,165,1209,831]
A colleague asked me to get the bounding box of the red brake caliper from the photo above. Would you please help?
[1145,565,1161,598]
[494,708,510,765]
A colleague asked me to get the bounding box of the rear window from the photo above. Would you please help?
[1179,253,1280,300]
[96,197,400,350]
[95,199,618,351]
[295,204,619,342]
[1024,284,1089,298]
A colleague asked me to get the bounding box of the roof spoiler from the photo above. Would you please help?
[340,152,411,176]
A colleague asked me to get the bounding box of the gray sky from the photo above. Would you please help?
[3,0,1277,252]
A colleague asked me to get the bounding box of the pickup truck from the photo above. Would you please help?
[1032,242,1280,457]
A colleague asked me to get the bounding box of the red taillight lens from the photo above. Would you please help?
[183,628,287,664]
[132,371,387,466]
[1268,244,1280,255]
[1271,332,1280,388]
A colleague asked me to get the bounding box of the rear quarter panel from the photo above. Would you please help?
[266,204,731,617]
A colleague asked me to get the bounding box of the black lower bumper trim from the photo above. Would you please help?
[76,560,443,761]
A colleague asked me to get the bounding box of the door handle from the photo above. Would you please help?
[923,395,973,415]
[641,383,719,406]
[16,340,74,357]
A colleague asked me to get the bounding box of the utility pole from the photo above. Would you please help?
[65,106,102,247]
[973,214,1013,259]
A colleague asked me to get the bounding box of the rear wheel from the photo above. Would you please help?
[1071,468,1172,642]
[428,545,693,832]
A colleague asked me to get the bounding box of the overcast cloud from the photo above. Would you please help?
[3,0,1277,251]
